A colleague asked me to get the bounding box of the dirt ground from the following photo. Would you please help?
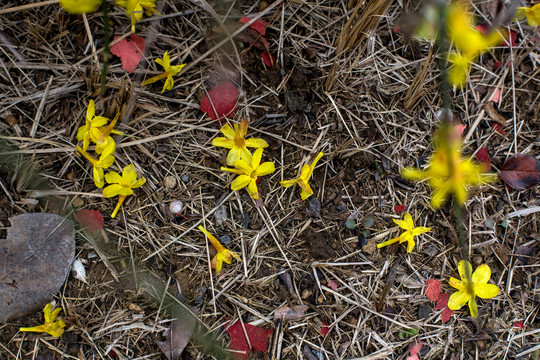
[0,0,539,359]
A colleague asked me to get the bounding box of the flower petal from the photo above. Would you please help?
[252,148,264,168]
[475,283,500,299]
[256,161,275,176]
[401,167,427,180]
[403,212,414,230]
[226,148,241,166]
[105,171,122,184]
[103,184,123,197]
[131,178,146,189]
[412,226,431,236]
[220,124,235,139]
[247,179,259,199]
[472,264,491,285]
[231,175,250,190]
[86,100,95,121]
[299,181,313,200]
[447,290,469,310]
[468,295,478,318]
[238,119,248,137]
[377,236,401,249]
[458,260,473,283]
[233,159,252,175]
[162,75,174,93]
[449,277,466,291]
[122,164,138,184]
[280,179,298,188]
[212,137,234,149]
[92,116,108,128]
[245,138,269,148]
[93,166,105,188]
[406,236,416,253]
[393,218,408,229]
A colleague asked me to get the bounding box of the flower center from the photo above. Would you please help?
[234,136,245,148]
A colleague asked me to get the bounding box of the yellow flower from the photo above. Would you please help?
[280,152,323,200]
[116,0,157,33]
[212,119,269,165]
[92,113,123,155]
[376,212,431,253]
[198,225,241,274]
[103,164,146,218]
[19,303,66,337]
[142,51,186,93]
[77,144,116,188]
[221,148,275,200]
[59,0,101,14]
[77,100,109,152]
[448,260,500,318]
[448,52,473,88]
[402,125,495,209]
[516,4,540,27]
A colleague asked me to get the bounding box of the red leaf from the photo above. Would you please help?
[110,35,146,73]
[75,209,104,233]
[441,307,454,323]
[492,89,501,104]
[514,321,525,329]
[225,321,273,360]
[500,154,540,190]
[394,205,406,213]
[425,279,441,302]
[407,343,423,360]
[476,147,491,171]
[454,124,466,135]
[492,122,505,134]
[327,280,338,291]
[239,16,268,35]
[200,81,239,121]
[262,52,276,67]
[320,323,331,336]
[434,293,454,323]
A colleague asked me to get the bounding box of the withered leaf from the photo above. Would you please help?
[274,305,308,321]
[0,213,75,322]
[500,154,540,190]
[156,307,198,360]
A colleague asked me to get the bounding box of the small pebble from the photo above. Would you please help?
[418,303,432,319]
[336,204,347,212]
[215,205,227,225]
[181,174,189,183]
[219,235,232,245]
[241,212,250,229]
[345,219,356,230]
[363,217,374,228]
[169,200,184,214]
[485,218,495,229]
[72,197,85,208]
[163,175,177,190]
[306,197,321,217]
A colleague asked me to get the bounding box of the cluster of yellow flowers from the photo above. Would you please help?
[76,101,145,218]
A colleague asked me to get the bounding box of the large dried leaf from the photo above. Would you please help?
[500,154,540,190]
[0,213,75,322]
[156,307,198,360]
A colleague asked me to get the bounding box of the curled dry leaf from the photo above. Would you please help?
[274,304,308,321]
[156,307,198,360]
[71,258,87,284]
[484,101,507,126]
[500,154,540,190]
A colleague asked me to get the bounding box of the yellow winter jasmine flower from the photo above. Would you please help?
[376,212,431,253]
[221,148,275,200]
[448,52,473,88]
[448,260,500,318]
[59,0,101,14]
[92,113,123,155]
[212,119,269,165]
[142,51,186,93]
[402,125,495,208]
[77,100,109,152]
[116,0,157,33]
[77,144,116,188]
[198,225,241,273]
[103,164,146,218]
[516,4,540,27]
[19,303,66,338]
[280,152,323,200]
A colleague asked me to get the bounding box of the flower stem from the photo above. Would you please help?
[111,195,126,218]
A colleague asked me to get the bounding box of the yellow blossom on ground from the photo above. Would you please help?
[448,260,500,318]
[77,100,109,152]
[142,51,186,93]
[103,164,146,218]
[221,148,275,200]
[92,113,123,155]
[516,4,540,27]
[19,303,66,337]
[280,152,323,200]
[116,0,157,33]
[59,0,101,14]
[376,212,431,253]
[402,125,495,209]
[198,225,241,273]
[212,119,268,165]
[448,52,473,88]
[77,144,116,188]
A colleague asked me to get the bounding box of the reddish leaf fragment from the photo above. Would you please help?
[320,323,331,336]
[327,280,338,291]
[500,154,540,190]
[200,81,239,121]
[514,321,525,329]
[476,147,491,171]
[493,61,501,70]
[407,343,423,360]
[225,321,273,360]
[239,16,268,35]
[425,279,441,302]
[492,89,501,104]
[492,122,505,134]
[454,124,466,135]
[274,305,308,321]
[394,205,406,213]
[434,293,454,323]
[156,307,198,360]
[262,52,276,67]
[75,209,104,233]
[110,35,146,73]
[441,307,454,323]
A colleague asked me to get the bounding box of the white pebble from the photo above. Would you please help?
[169,200,184,214]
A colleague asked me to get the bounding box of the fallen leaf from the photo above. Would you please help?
[0,213,75,322]
[71,258,87,284]
[484,101,507,126]
[235,27,270,51]
[110,35,146,73]
[199,81,239,121]
[320,323,331,336]
[239,16,268,35]
[492,122,505,134]
[514,321,525,329]
[500,154,540,190]
[274,305,308,321]
[156,307,198,360]
[394,205,406,213]
[425,279,441,301]
[434,293,454,323]
[75,209,104,233]
[476,147,491,171]
[454,124,466,135]
[327,280,338,291]
[225,321,273,360]
[262,52,276,67]
[492,89,501,104]
[406,342,423,360]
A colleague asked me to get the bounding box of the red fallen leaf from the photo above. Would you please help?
[262,52,276,67]
[514,321,525,329]
[239,16,268,36]
[225,321,273,360]
[492,122,505,134]
[320,323,331,336]
[110,35,146,73]
[454,124,466,135]
[394,205,406,213]
[492,89,501,104]
[476,147,491,171]
[500,154,540,190]
[75,209,104,233]
[200,81,239,121]
[406,343,423,360]
[475,25,517,47]
[434,293,454,323]
[327,280,338,291]
[393,25,401,33]
[493,61,501,70]
[425,279,441,302]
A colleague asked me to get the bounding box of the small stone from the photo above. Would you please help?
[301,289,312,299]
[215,205,227,225]
[169,200,184,214]
[5,115,17,126]
[336,204,347,212]
[129,303,143,312]
[219,235,232,245]
[363,217,374,228]
[306,197,321,217]
[72,197,84,208]
[345,219,356,230]
[317,295,324,304]
[418,303,432,319]
[362,239,377,255]
[163,176,177,190]
[181,174,189,183]
[485,218,495,229]
[241,212,250,229]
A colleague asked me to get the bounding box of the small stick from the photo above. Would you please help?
[0,0,59,15]
[30,75,53,138]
